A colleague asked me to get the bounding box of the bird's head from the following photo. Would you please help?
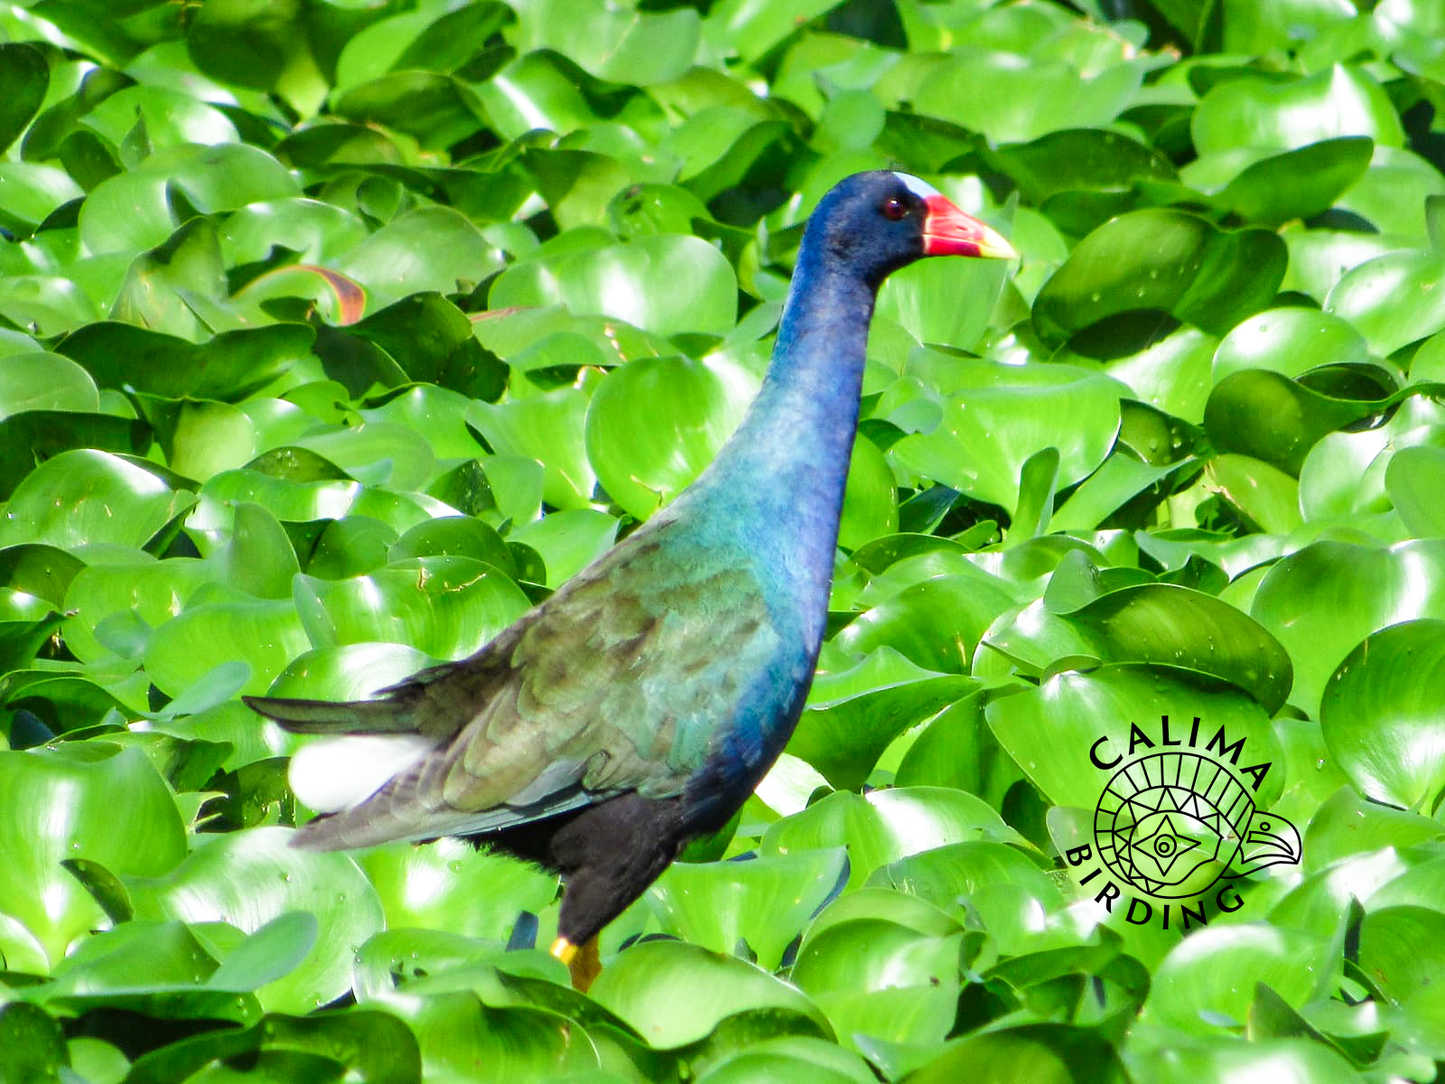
[807,170,1017,288]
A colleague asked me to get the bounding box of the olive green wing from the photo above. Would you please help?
[294,537,781,849]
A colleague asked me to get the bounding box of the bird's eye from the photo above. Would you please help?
[880,197,907,220]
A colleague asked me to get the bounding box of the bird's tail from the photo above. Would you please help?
[243,693,436,815]
[242,694,418,735]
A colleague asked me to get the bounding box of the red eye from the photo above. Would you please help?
[881,197,907,220]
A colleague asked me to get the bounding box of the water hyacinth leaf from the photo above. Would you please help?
[220,198,369,266]
[695,1037,877,1084]
[912,53,1147,145]
[833,573,1016,673]
[62,557,214,663]
[1203,370,1387,475]
[123,1009,422,1084]
[585,355,757,521]
[1205,454,1302,536]
[347,294,505,402]
[1191,65,1403,155]
[84,85,240,148]
[898,1023,1128,1084]
[216,502,301,600]
[0,744,186,970]
[1145,1039,1366,1084]
[588,940,831,1050]
[518,0,700,84]
[1320,620,1445,810]
[185,0,309,91]
[79,143,299,255]
[56,322,315,402]
[334,208,505,310]
[1326,250,1445,357]
[289,422,434,491]
[984,665,1284,811]
[124,827,383,1013]
[0,450,192,551]
[508,509,618,586]
[1252,540,1445,717]
[1032,209,1286,346]
[877,251,1011,352]
[263,642,436,702]
[1208,136,1373,226]
[1386,446,1445,537]
[0,351,99,417]
[468,387,595,511]
[645,849,847,969]
[109,217,229,343]
[359,838,557,943]
[0,1003,68,1084]
[1098,324,1215,424]
[0,162,83,235]
[886,361,1121,512]
[0,275,98,336]
[761,788,1026,889]
[792,922,962,1050]
[1142,924,1332,1035]
[1357,903,1445,1014]
[982,128,1176,206]
[1212,308,1370,383]
[389,516,515,576]
[490,235,738,339]
[37,919,247,1020]
[867,841,1059,922]
[1341,146,1445,243]
[787,649,976,789]
[143,597,311,697]
[0,43,48,153]
[193,470,360,532]
[1058,583,1293,712]
[291,558,529,658]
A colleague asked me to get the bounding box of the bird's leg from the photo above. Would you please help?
[550,935,602,991]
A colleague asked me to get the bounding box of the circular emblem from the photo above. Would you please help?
[1093,751,1300,899]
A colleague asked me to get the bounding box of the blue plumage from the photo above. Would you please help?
[246,170,1015,986]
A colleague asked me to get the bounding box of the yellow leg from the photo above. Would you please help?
[550,935,602,992]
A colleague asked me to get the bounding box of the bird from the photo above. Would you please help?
[244,170,1016,989]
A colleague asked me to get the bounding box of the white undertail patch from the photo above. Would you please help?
[290,733,435,813]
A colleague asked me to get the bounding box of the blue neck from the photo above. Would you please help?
[678,249,876,627]
[721,255,873,506]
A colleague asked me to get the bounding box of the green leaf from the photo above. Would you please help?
[899,1023,1128,1084]
[586,356,756,520]
[1206,137,1373,227]
[1326,250,1445,357]
[646,849,847,969]
[125,827,384,1013]
[0,450,193,552]
[1033,209,1286,346]
[984,665,1285,810]
[1142,924,1333,1034]
[589,940,831,1049]
[491,234,738,339]
[1320,619,1445,809]
[519,0,700,83]
[885,358,1121,512]
[1253,540,1445,717]
[1192,65,1403,155]
[0,43,49,154]
[0,744,186,970]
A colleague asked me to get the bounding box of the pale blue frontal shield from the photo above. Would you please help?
[894,172,942,200]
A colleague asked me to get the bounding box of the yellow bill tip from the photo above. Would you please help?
[550,936,579,964]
